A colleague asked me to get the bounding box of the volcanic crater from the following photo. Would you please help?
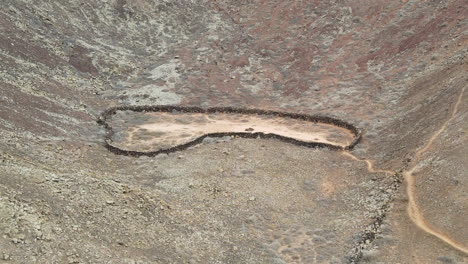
[1,0,467,263]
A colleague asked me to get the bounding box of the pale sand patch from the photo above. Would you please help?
[111,112,355,152]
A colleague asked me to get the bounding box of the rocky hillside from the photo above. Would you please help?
[0,0,466,263]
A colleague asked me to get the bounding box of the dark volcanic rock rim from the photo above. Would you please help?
[97,105,362,156]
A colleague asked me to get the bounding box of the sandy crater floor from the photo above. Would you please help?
[107,111,355,152]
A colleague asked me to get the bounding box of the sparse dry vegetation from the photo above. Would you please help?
[0,0,467,263]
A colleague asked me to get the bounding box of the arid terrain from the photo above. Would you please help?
[102,107,359,154]
[0,0,467,263]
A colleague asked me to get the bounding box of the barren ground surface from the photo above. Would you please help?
[0,0,467,263]
[107,110,356,152]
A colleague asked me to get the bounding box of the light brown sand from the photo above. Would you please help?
[112,112,355,152]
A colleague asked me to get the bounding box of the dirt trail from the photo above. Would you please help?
[344,87,467,255]
[404,87,467,254]
[341,152,394,175]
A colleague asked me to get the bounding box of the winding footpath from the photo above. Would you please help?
[403,87,467,254]
[344,87,467,257]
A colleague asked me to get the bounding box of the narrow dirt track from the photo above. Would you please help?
[404,87,467,254]
[344,87,467,256]
[341,152,394,175]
